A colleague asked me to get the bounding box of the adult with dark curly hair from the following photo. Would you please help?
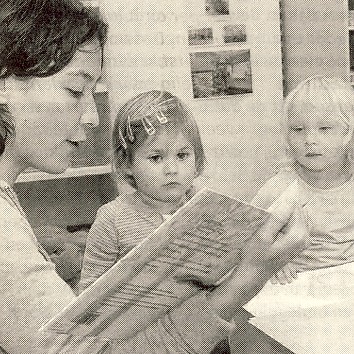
[0,1,306,353]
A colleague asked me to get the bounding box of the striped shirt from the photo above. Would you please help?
[80,192,167,292]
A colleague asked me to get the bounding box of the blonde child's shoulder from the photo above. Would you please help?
[251,167,298,209]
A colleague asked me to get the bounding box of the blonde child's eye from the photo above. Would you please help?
[319,126,332,131]
[177,152,189,161]
[148,155,162,163]
[290,126,303,132]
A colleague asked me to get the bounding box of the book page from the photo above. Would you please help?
[249,299,354,354]
[43,188,270,340]
[244,260,354,317]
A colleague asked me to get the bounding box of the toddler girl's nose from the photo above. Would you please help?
[164,158,178,175]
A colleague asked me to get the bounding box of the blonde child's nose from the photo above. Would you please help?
[304,129,319,145]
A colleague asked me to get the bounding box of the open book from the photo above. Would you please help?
[43,188,270,340]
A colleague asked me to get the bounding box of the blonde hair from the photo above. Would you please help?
[282,75,354,162]
[112,90,206,188]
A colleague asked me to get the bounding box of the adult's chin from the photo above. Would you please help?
[36,160,71,175]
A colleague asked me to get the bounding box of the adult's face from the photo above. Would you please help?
[5,39,102,174]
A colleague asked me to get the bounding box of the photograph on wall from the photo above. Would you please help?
[205,0,229,16]
[223,24,246,43]
[188,27,213,46]
[189,49,252,98]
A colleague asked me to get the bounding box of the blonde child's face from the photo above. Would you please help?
[127,127,196,206]
[287,103,349,173]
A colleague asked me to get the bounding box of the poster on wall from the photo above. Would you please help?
[188,27,214,46]
[223,24,246,43]
[189,49,252,98]
[205,0,229,16]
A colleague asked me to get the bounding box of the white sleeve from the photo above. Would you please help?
[0,203,75,353]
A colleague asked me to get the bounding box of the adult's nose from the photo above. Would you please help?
[80,94,99,128]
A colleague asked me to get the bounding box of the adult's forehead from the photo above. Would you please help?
[60,39,102,80]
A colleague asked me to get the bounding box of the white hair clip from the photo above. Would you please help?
[118,128,127,149]
[156,110,168,124]
[127,115,135,143]
[141,117,156,135]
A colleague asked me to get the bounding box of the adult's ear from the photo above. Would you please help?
[0,79,7,104]
[123,164,133,176]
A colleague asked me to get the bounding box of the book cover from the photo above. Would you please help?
[43,188,270,340]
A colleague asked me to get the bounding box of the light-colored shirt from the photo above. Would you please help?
[252,168,354,271]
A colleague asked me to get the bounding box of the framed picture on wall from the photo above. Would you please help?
[205,0,229,16]
[189,49,252,98]
[223,24,246,43]
[188,27,214,45]
[188,22,247,47]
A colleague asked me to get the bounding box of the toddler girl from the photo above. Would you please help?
[252,75,354,284]
[80,90,206,291]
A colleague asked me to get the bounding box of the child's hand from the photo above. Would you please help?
[270,263,298,284]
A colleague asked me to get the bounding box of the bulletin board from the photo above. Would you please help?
[99,0,284,201]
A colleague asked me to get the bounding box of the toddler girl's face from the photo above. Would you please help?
[127,127,196,206]
[287,103,349,173]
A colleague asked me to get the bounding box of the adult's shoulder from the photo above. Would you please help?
[0,195,26,231]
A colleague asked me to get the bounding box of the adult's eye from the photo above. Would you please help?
[67,88,84,98]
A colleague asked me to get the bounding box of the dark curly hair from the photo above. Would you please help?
[0,0,108,154]
[0,0,107,78]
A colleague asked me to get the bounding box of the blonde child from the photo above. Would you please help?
[80,90,206,291]
[252,75,354,284]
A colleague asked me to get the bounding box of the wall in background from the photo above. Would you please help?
[281,0,349,94]
[21,0,351,226]
[100,0,284,201]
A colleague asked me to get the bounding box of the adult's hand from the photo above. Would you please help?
[207,197,308,321]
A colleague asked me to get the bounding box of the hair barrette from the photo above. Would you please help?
[141,117,156,135]
[156,110,168,124]
[127,115,135,143]
[118,128,127,149]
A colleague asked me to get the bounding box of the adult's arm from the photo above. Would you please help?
[0,202,76,353]
[1,201,230,354]
[0,194,305,353]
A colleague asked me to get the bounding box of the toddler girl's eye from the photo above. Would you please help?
[67,88,84,98]
[148,155,162,163]
[177,152,189,161]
